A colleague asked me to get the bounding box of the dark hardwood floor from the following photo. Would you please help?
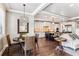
[2,38,70,56]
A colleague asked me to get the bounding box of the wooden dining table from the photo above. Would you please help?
[13,37,25,55]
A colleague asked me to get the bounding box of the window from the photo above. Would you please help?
[0,8,5,36]
[0,13,2,34]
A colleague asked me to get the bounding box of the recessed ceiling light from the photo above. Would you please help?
[69,4,74,7]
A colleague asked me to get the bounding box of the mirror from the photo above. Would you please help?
[17,19,29,34]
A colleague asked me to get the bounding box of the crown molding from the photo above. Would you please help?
[8,9,32,15]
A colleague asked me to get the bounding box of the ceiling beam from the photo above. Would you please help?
[32,3,50,16]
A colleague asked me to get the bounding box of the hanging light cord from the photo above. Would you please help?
[23,4,26,19]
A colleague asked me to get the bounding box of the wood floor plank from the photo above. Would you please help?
[2,38,70,56]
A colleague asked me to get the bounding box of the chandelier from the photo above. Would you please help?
[21,4,28,25]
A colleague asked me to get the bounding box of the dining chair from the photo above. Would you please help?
[22,36,36,56]
[6,34,12,55]
[6,34,21,55]
[35,33,39,49]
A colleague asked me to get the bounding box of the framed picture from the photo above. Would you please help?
[17,19,29,33]
[64,25,72,33]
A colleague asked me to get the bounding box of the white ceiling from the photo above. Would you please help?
[4,3,79,18]
[6,3,41,13]
[43,3,79,18]
[4,3,49,15]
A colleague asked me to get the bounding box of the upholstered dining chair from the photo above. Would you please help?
[6,35,11,46]
[35,33,39,49]
[22,36,36,56]
[6,34,12,55]
[6,34,21,56]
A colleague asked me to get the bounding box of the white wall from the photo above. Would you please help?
[6,12,35,43]
[0,4,7,55]
[6,12,21,43]
[28,16,35,36]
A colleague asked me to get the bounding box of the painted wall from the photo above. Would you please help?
[6,12,21,43]
[28,16,35,36]
[6,12,35,43]
[0,4,7,55]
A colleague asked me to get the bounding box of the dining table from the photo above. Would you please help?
[13,37,25,55]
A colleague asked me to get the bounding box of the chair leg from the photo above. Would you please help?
[37,43,39,50]
[25,50,26,56]
[8,47,9,56]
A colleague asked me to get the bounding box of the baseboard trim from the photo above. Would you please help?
[0,45,8,56]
